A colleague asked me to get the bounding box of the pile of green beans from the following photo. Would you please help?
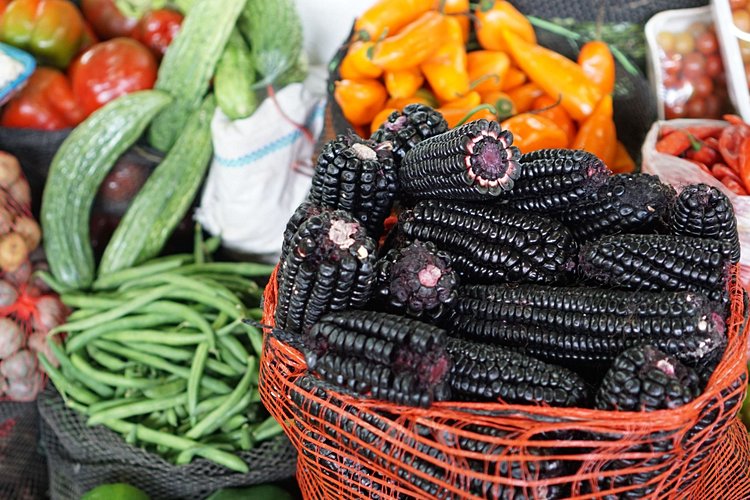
[38,252,281,473]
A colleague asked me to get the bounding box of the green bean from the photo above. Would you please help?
[165,288,244,321]
[93,254,192,290]
[217,334,250,368]
[216,318,243,336]
[71,353,163,390]
[174,404,187,420]
[166,408,178,428]
[239,425,252,451]
[186,358,255,439]
[103,419,248,472]
[101,330,206,345]
[205,275,260,294]
[211,311,229,330]
[65,314,184,353]
[93,340,232,394]
[49,341,115,397]
[194,394,229,416]
[67,309,103,321]
[251,416,284,442]
[125,343,192,362]
[119,273,242,311]
[203,234,222,256]
[38,353,99,405]
[87,397,141,415]
[219,414,247,433]
[86,345,130,372]
[240,322,264,357]
[188,341,209,422]
[204,359,238,378]
[194,223,205,264]
[60,294,121,310]
[141,301,216,350]
[176,262,274,277]
[216,340,247,375]
[87,393,188,426]
[246,308,264,320]
[34,270,69,294]
[142,378,187,399]
[54,285,177,334]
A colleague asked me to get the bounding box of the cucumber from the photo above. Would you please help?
[99,96,216,275]
[214,29,257,120]
[148,0,245,152]
[41,90,172,291]
[239,0,303,86]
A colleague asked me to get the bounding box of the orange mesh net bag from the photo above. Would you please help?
[260,264,750,500]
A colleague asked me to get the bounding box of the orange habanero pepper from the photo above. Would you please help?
[611,141,637,174]
[577,40,615,96]
[386,88,439,111]
[420,16,469,102]
[439,106,497,128]
[571,94,617,166]
[369,11,449,71]
[384,67,424,99]
[475,0,535,52]
[500,66,526,91]
[354,0,437,41]
[334,79,388,126]
[502,29,602,122]
[442,90,481,109]
[531,94,576,144]
[370,107,399,136]
[507,82,544,113]
[501,113,569,152]
[339,41,382,80]
[467,50,510,93]
[480,90,516,120]
[443,0,470,42]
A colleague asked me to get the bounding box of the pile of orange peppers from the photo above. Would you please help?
[334,0,635,173]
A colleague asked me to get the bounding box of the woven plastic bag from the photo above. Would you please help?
[259,264,750,499]
[37,386,297,500]
[0,400,48,499]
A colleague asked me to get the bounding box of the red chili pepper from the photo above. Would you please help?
[704,136,720,151]
[721,177,748,196]
[712,163,742,184]
[689,160,712,176]
[719,124,750,171]
[655,131,692,156]
[739,136,750,193]
[686,143,719,166]
[723,114,747,126]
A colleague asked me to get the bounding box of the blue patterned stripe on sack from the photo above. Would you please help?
[214,100,327,168]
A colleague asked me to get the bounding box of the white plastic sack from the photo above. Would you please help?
[196,71,327,263]
[641,119,750,287]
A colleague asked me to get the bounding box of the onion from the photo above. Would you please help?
[32,296,67,333]
[28,331,59,368]
[0,317,23,358]
[8,178,30,208]
[0,279,17,307]
[5,374,41,402]
[0,349,36,379]
[4,258,30,287]
[13,216,41,252]
[0,233,28,272]
[0,152,21,188]
[0,207,12,234]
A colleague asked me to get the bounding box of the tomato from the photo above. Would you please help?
[80,0,139,40]
[691,75,714,98]
[682,52,706,80]
[70,38,157,117]
[134,8,183,59]
[705,53,723,78]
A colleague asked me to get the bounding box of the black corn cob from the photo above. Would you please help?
[278,201,323,279]
[446,337,590,407]
[308,134,398,238]
[306,311,453,407]
[370,103,449,167]
[399,199,578,285]
[556,173,676,241]
[579,234,733,304]
[375,240,459,320]
[501,148,610,213]
[275,210,377,334]
[399,119,521,200]
[595,345,702,411]
[449,284,727,366]
[669,183,741,263]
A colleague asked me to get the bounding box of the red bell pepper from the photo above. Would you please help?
[70,37,157,117]
[80,0,138,40]
[134,8,183,60]
[0,67,84,129]
[0,0,86,69]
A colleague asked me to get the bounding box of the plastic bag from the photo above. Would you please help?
[196,72,327,263]
[640,118,750,287]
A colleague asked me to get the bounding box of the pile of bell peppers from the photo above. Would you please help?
[334,0,635,173]
[0,0,183,130]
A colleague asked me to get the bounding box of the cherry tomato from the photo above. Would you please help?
[665,103,687,119]
[695,31,719,55]
[686,97,707,118]
[662,51,683,76]
[134,8,184,59]
[673,32,695,54]
[662,73,682,89]
[682,52,706,80]
[705,54,724,78]
[80,0,139,40]
[70,38,158,117]
[691,75,714,98]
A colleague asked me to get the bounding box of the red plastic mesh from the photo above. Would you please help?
[260,265,750,499]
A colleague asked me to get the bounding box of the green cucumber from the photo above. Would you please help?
[239,0,303,86]
[99,96,216,275]
[41,90,172,291]
[214,29,257,120]
[148,0,245,152]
